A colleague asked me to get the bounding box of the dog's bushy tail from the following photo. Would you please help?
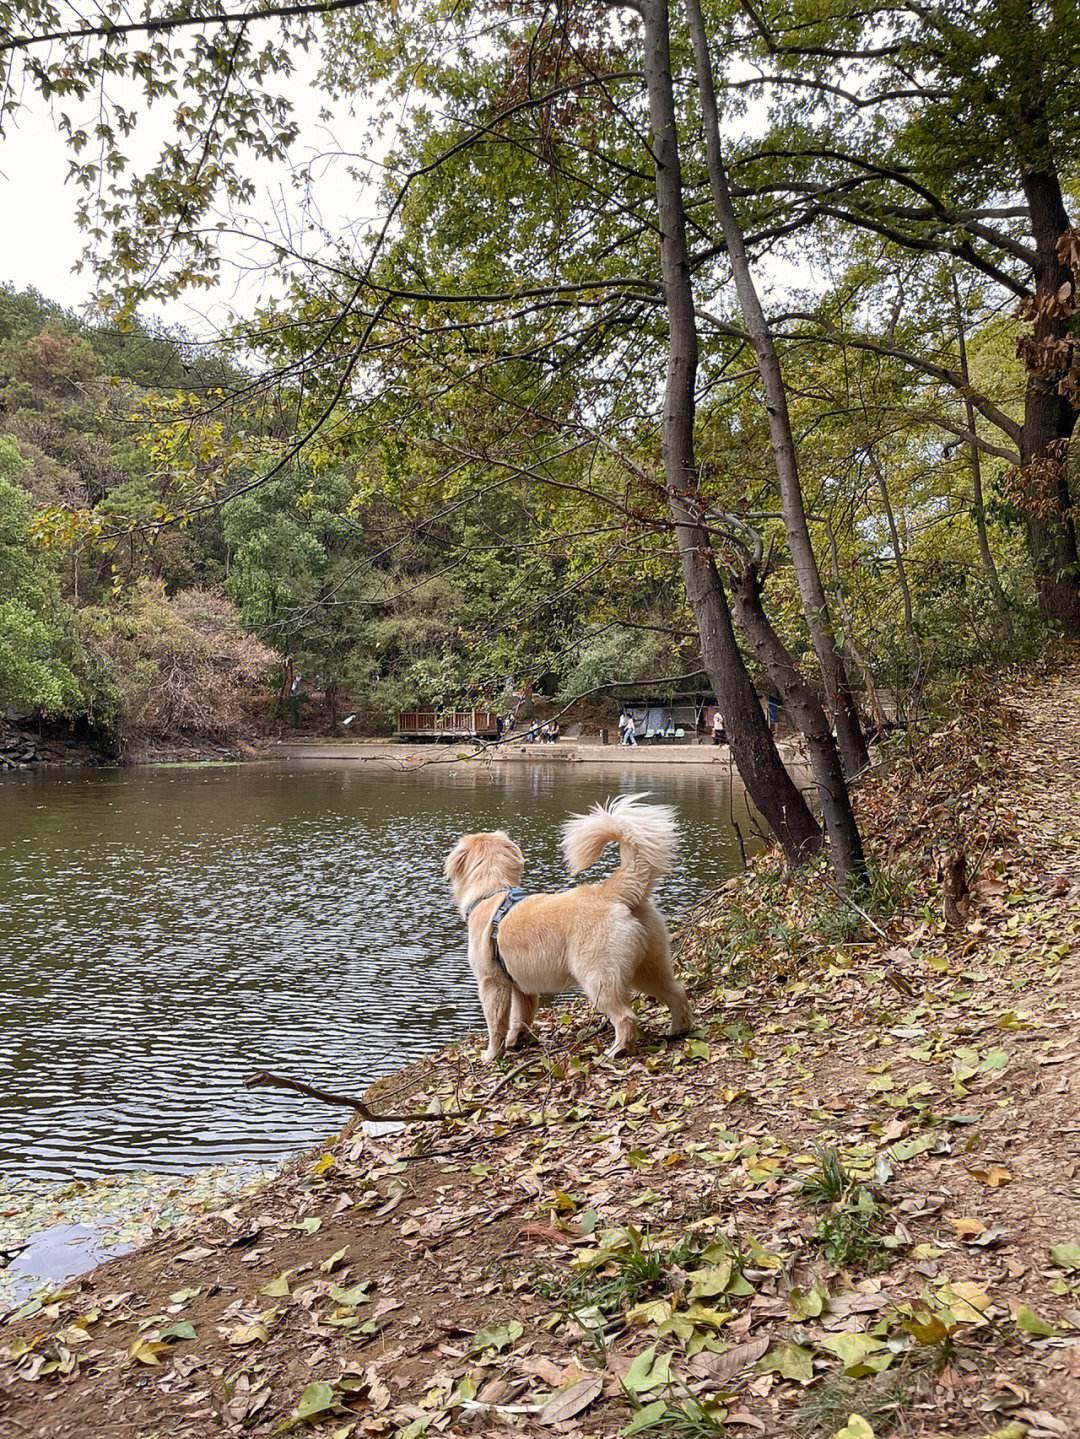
[561,793,678,907]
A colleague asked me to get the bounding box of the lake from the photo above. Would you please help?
[0,759,758,1180]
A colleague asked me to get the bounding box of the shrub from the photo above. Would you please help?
[80,581,276,743]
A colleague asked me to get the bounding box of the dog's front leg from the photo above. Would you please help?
[479,977,512,1061]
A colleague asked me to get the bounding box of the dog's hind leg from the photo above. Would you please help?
[633,903,694,1036]
[578,967,636,1056]
[479,978,513,1062]
[506,990,539,1049]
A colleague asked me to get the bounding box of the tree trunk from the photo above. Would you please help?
[823,515,889,733]
[638,0,821,864]
[868,451,918,659]
[730,564,867,882]
[683,0,870,781]
[1019,168,1080,631]
[951,278,1015,638]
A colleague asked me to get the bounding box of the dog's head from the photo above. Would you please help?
[444,830,525,913]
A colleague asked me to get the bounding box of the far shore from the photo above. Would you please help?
[265,736,803,766]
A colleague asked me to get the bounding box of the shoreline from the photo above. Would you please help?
[263,737,803,766]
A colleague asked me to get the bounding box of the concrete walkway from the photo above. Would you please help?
[266,738,801,765]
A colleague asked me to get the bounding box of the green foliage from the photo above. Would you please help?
[0,437,80,713]
[532,1226,699,1322]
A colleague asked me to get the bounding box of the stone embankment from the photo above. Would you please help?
[0,718,104,771]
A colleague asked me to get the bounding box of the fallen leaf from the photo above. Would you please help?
[687,1336,770,1382]
[467,1319,523,1355]
[832,1418,875,1439]
[1051,1242,1080,1272]
[539,1375,603,1425]
[970,1164,1012,1188]
[296,1381,339,1420]
[949,1217,987,1240]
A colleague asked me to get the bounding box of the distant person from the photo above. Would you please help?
[711,710,727,746]
[549,719,560,743]
[767,695,780,731]
[526,721,539,742]
[618,710,637,746]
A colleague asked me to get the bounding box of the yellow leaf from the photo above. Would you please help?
[228,1323,269,1346]
[832,1417,875,1439]
[128,1337,169,1366]
[949,1217,987,1239]
[970,1164,1012,1188]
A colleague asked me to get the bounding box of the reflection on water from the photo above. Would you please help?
[0,759,757,1179]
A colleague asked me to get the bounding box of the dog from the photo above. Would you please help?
[444,793,693,1060]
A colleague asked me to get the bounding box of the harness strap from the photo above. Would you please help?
[464,886,528,991]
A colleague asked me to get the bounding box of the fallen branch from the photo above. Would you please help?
[244,1051,547,1124]
[244,1069,476,1123]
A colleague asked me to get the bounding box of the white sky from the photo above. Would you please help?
[0,33,794,339]
[0,39,386,337]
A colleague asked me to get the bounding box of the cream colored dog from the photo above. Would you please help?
[444,794,693,1060]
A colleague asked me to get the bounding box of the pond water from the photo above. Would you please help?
[0,759,759,1181]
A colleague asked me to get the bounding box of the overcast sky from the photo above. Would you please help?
[0,39,389,338]
[0,37,792,341]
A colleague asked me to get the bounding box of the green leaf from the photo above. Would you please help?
[789,1283,827,1320]
[831,1417,875,1439]
[686,1260,732,1298]
[467,1318,523,1354]
[756,1341,814,1384]
[1015,1305,1057,1337]
[623,1345,673,1396]
[979,1049,1009,1072]
[329,1282,371,1308]
[158,1320,196,1342]
[1050,1241,1080,1272]
[296,1381,338,1420]
[819,1332,891,1376]
[622,1400,668,1435]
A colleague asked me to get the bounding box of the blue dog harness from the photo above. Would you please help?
[464,886,528,989]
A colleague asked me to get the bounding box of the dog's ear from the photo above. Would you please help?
[444,838,471,883]
[490,830,525,873]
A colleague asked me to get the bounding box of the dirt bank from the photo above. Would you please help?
[2,659,1079,1439]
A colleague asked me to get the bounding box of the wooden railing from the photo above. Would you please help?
[396,709,500,738]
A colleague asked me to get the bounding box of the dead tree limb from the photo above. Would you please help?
[244,1052,545,1124]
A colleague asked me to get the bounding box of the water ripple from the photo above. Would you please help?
[0,760,754,1179]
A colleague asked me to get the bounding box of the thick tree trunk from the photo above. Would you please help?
[638,0,821,863]
[683,0,870,781]
[730,565,866,881]
[1020,169,1080,631]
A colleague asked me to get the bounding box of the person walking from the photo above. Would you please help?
[618,709,637,746]
[711,709,727,747]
